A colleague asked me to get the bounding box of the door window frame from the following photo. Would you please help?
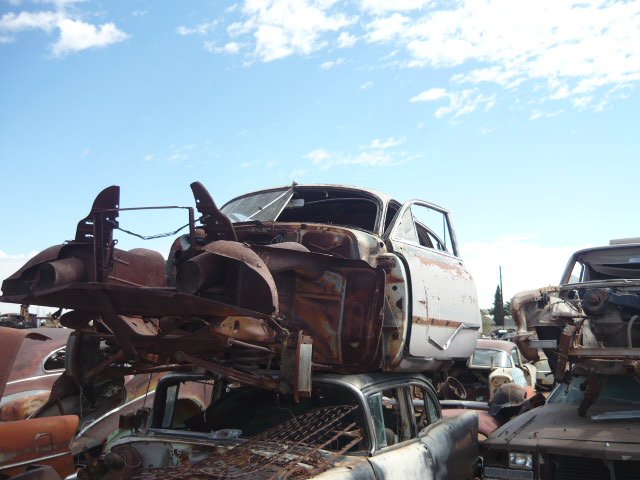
[384,199,459,257]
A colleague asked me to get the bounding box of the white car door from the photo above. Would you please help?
[384,200,480,362]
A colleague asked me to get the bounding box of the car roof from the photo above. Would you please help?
[476,339,516,353]
[8,328,70,382]
[560,243,640,283]
[0,327,69,397]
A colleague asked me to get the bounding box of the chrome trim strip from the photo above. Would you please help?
[0,451,69,471]
[75,390,157,437]
[6,372,62,385]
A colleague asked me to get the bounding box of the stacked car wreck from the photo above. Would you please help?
[0,182,481,479]
[483,241,640,480]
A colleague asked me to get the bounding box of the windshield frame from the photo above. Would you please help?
[548,374,640,405]
[220,186,387,235]
[220,187,294,223]
[469,349,512,369]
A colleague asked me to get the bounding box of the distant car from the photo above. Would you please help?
[483,372,640,479]
[447,339,536,402]
[0,312,37,329]
[498,331,517,342]
[75,372,480,480]
[0,327,70,420]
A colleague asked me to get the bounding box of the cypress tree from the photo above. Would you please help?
[493,284,504,328]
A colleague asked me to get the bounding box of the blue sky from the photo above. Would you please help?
[1,0,639,314]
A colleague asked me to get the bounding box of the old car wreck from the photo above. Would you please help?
[483,240,640,480]
[1,182,481,479]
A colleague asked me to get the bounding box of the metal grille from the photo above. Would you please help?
[614,460,640,480]
[553,455,640,480]
[134,405,362,480]
[555,455,610,480]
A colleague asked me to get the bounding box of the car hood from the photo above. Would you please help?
[488,402,640,445]
[0,326,55,398]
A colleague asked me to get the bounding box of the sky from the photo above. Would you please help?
[1,0,639,315]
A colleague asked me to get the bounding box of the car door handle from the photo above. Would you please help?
[428,323,480,351]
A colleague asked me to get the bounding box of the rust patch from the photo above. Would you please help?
[413,317,463,328]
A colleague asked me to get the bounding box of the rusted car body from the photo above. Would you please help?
[510,241,640,407]
[0,183,480,402]
[0,327,78,479]
[483,373,640,479]
[74,372,479,480]
[483,241,640,479]
[0,326,207,455]
[0,327,69,420]
[446,339,536,402]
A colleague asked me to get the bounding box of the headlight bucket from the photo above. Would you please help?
[508,452,533,470]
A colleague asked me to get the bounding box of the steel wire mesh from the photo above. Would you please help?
[133,404,362,480]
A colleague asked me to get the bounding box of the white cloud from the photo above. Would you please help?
[228,0,357,62]
[240,161,260,168]
[409,87,447,102]
[360,0,432,14]
[366,12,409,43]
[0,3,129,55]
[571,96,594,110]
[303,146,413,169]
[363,136,405,149]
[370,0,640,108]
[0,11,59,34]
[140,143,213,167]
[359,80,374,89]
[320,57,345,69]
[289,168,307,178]
[304,148,333,165]
[461,238,592,308]
[529,109,563,120]
[43,0,86,8]
[204,41,243,55]
[336,31,356,47]
[411,87,496,118]
[177,20,219,36]
[52,18,129,56]
[204,0,640,109]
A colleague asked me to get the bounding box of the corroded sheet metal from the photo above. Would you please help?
[0,415,78,478]
[0,328,53,399]
[0,390,51,421]
[252,244,386,370]
[190,181,237,242]
[177,240,278,315]
[0,328,70,420]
